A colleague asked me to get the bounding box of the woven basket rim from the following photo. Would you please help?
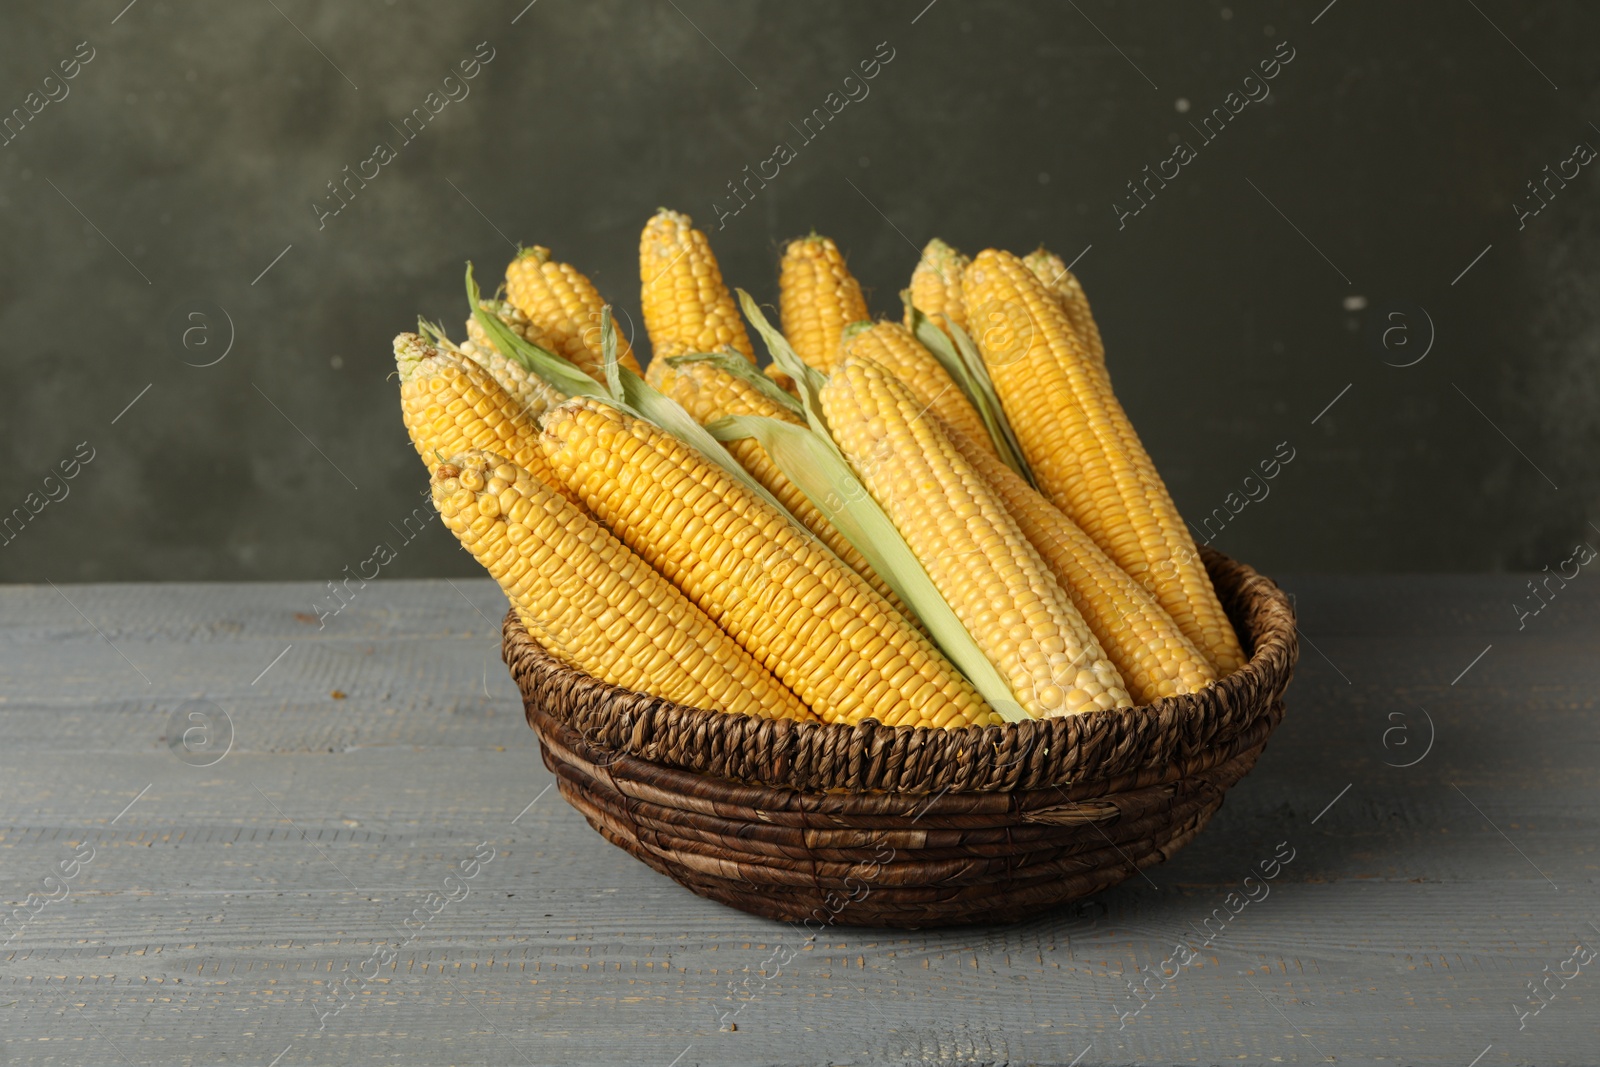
[504,546,1298,795]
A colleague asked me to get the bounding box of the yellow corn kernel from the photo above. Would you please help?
[1022,247,1105,381]
[938,415,1216,705]
[503,246,642,381]
[779,233,869,373]
[540,397,996,728]
[841,320,994,457]
[963,250,1245,674]
[764,362,798,396]
[393,332,575,501]
[1023,248,1213,665]
[434,449,811,721]
[639,209,755,364]
[905,237,970,340]
[822,356,1131,717]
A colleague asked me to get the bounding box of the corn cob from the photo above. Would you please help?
[963,251,1245,674]
[778,233,869,373]
[1022,247,1106,384]
[504,245,642,381]
[1022,250,1201,613]
[1022,250,1194,573]
[639,209,755,363]
[433,450,811,721]
[840,320,995,457]
[394,333,575,502]
[645,355,914,618]
[540,397,997,728]
[451,302,566,423]
[822,356,1131,717]
[937,415,1215,705]
[905,237,970,340]
[1019,252,1195,559]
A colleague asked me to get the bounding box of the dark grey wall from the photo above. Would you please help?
[2,1,1595,583]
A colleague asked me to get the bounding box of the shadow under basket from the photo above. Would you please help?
[504,547,1298,929]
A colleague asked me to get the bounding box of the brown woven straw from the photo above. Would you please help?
[504,547,1297,928]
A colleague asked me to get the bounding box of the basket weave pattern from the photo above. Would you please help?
[505,548,1297,927]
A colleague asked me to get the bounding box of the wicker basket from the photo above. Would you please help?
[504,547,1296,928]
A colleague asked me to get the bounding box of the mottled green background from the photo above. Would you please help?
[1,1,1595,582]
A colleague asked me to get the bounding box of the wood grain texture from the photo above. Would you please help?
[1,576,1595,1066]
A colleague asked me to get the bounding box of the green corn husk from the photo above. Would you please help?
[906,298,1035,486]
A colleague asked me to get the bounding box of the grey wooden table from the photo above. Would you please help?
[2,576,1595,1067]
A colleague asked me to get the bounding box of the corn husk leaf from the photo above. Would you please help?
[906,298,1035,486]
[665,351,806,419]
[466,263,605,400]
[599,306,624,401]
[946,317,1034,484]
[708,412,1028,724]
[737,289,828,426]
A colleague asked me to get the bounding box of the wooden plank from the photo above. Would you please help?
[1,577,1596,1065]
